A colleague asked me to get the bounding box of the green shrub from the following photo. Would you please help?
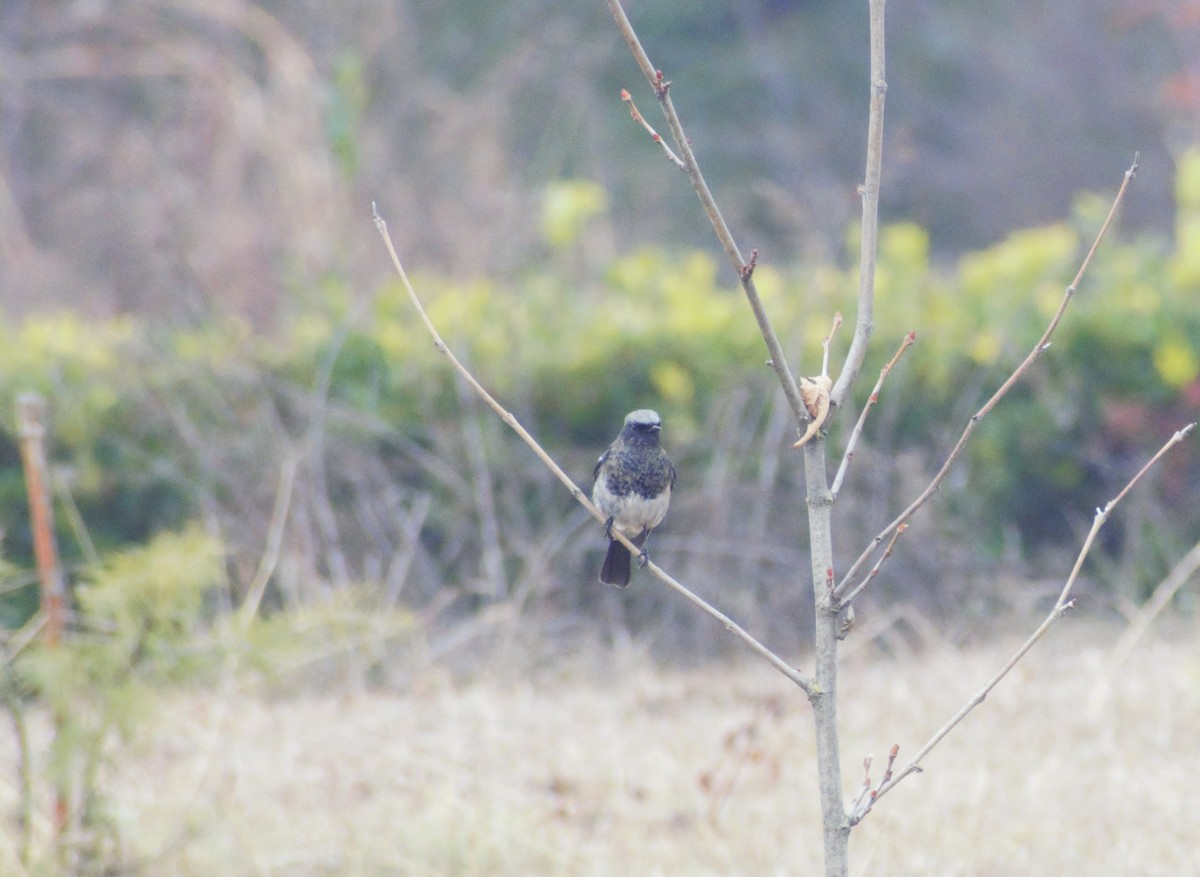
[6,525,224,870]
[1,158,1197,614]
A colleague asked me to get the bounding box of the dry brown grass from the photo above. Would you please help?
[3,620,1199,876]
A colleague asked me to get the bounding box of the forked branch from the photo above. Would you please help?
[835,153,1141,602]
[620,89,685,171]
[606,0,809,430]
[831,331,915,497]
[866,423,1194,811]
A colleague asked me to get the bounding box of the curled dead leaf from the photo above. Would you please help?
[793,375,832,447]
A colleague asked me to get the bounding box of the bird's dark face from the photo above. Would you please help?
[621,409,662,447]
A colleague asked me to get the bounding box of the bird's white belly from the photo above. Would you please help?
[594,479,671,535]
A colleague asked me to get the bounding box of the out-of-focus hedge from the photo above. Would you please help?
[2,154,1198,626]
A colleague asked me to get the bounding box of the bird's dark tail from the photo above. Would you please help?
[600,540,631,587]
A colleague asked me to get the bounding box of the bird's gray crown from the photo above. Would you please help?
[624,409,661,427]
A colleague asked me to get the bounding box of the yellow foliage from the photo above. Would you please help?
[959,225,1077,302]
[1153,336,1200,389]
[1176,147,1200,210]
[605,247,669,294]
[880,222,930,273]
[1125,285,1161,316]
[0,314,134,412]
[541,179,608,249]
[650,359,696,406]
[969,331,1002,365]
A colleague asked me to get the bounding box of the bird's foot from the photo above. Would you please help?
[637,549,650,569]
[602,516,615,539]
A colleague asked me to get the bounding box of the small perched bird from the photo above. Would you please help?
[591,409,676,587]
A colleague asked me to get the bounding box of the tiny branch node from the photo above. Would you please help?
[740,248,759,281]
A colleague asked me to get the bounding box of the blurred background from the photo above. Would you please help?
[1,0,1198,659]
[3,3,1200,875]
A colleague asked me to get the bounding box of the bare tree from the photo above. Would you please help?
[375,2,1194,874]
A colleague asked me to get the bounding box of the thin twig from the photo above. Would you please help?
[53,469,101,568]
[831,331,915,498]
[831,0,887,410]
[607,0,808,429]
[646,559,815,693]
[454,371,509,598]
[620,89,686,170]
[372,206,815,696]
[382,492,432,609]
[821,312,844,377]
[239,451,301,625]
[867,423,1193,811]
[1108,535,1200,670]
[848,743,899,825]
[835,153,1140,602]
[840,524,907,608]
[846,755,874,821]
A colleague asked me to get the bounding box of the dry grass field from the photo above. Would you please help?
[3,619,1199,876]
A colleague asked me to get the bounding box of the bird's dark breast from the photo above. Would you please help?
[604,448,673,498]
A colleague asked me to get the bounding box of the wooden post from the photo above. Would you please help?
[15,392,69,838]
[16,393,66,645]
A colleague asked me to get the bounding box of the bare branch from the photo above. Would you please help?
[607,0,808,429]
[831,331,915,498]
[848,743,899,825]
[372,205,815,697]
[831,0,888,410]
[867,423,1194,811]
[835,153,1141,602]
[1108,535,1200,670]
[239,451,301,625]
[821,312,844,377]
[846,755,874,822]
[643,559,815,694]
[52,469,101,568]
[840,524,908,608]
[620,89,686,170]
[454,372,508,598]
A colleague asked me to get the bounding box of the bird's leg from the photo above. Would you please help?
[636,529,651,568]
[602,516,615,539]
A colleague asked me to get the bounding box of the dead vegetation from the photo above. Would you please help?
[2,622,1197,876]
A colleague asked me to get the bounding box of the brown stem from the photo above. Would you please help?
[16,394,66,646]
[15,393,70,842]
